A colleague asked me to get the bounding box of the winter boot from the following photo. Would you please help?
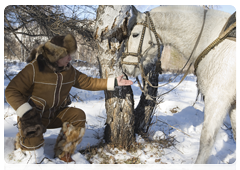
[54,122,85,163]
[13,133,45,164]
[12,147,45,164]
[15,132,21,150]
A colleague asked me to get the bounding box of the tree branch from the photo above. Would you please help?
[4,15,30,53]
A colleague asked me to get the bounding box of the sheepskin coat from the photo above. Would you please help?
[5,59,115,122]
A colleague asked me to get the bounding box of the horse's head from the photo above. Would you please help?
[121,13,161,77]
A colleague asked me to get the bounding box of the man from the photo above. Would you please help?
[5,34,133,163]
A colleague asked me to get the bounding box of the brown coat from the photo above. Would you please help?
[5,59,114,121]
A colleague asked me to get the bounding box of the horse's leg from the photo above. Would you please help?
[229,104,238,147]
[195,95,229,164]
[229,101,236,141]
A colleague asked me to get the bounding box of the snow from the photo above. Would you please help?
[3,60,236,169]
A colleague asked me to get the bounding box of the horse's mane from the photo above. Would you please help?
[134,5,229,25]
[149,5,229,16]
[150,5,202,13]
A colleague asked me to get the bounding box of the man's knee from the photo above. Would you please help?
[68,108,86,127]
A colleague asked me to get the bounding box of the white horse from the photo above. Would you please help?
[122,6,236,164]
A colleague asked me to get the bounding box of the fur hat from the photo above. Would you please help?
[27,34,77,71]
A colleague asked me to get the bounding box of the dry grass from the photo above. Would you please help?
[124,157,141,164]
[79,131,178,164]
[169,106,180,114]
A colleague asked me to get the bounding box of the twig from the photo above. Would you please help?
[5,43,22,61]
[4,72,12,81]
[69,93,84,102]
[172,145,184,155]
[223,123,231,130]
[4,15,30,53]
[27,155,32,164]
[157,118,192,138]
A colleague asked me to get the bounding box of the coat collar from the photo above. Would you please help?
[45,59,71,73]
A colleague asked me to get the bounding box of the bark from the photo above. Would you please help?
[94,5,137,150]
[134,69,161,135]
[134,42,163,135]
[95,5,162,148]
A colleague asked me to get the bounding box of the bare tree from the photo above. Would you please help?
[4,5,97,61]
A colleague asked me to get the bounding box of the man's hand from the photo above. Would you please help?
[116,75,133,86]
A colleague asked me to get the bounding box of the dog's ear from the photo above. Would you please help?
[37,54,45,72]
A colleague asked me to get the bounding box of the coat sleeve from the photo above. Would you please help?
[73,69,115,91]
[5,64,34,117]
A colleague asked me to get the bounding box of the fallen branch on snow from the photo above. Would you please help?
[156,118,192,138]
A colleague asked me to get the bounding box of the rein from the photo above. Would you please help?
[121,11,163,95]
[194,11,236,73]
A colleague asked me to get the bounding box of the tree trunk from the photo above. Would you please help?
[94,5,162,148]
[134,44,163,136]
[94,5,137,150]
[134,69,161,135]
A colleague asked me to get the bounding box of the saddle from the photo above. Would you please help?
[220,11,236,41]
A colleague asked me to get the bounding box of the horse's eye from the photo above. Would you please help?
[132,33,139,38]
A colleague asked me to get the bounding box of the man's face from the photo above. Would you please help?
[57,54,72,67]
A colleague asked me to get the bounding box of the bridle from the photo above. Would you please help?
[121,11,163,94]
[121,9,208,100]
[121,12,162,66]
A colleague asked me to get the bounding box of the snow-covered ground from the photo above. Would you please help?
[3,60,236,169]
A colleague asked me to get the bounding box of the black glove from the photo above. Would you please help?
[20,108,46,138]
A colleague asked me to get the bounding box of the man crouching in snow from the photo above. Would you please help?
[5,34,133,163]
